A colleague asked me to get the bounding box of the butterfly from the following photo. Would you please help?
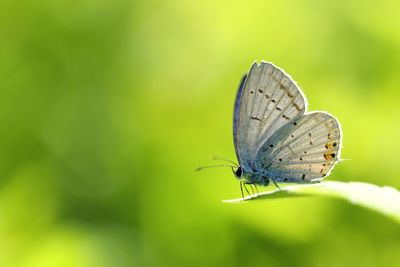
[198,61,342,198]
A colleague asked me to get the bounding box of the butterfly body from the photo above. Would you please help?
[233,61,342,188]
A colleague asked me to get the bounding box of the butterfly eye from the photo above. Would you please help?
[235,167,242,178]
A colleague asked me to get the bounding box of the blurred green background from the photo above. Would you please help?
[1,0,400,266]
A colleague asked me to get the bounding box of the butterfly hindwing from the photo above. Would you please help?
[234,61,307,169]
[255,112,342,182]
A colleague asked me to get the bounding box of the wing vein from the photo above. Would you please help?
[265,113,318,160]
[254,72,286,151]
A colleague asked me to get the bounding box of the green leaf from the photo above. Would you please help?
[223,181,400,224]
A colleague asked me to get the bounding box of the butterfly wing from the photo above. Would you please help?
[255,112,342,182]
[234,61,307,169]
[233,74,247,162]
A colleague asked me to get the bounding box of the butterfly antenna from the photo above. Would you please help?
[195,164,237,172]
[211,156,238,167]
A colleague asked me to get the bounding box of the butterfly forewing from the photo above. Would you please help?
[233,74,247,161]
[255,112,342,182]
[234,61,307,169]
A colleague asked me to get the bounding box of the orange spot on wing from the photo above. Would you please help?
[325,142,338,149]
[323,153,336,160]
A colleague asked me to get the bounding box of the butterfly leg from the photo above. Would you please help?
[246,182,258,196]
[272,180,281,191]
[240,182,244,199]
[243,183,251,198]
[247,182,255,195]
[253,184,259,196]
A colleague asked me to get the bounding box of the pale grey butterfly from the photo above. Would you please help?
[198,61,342,197]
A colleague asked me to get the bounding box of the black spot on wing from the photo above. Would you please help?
[250,116,262,121]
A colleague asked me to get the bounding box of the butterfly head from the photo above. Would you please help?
[233,167,270,186]
[233,166,252,182]
[233,166,243,179]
